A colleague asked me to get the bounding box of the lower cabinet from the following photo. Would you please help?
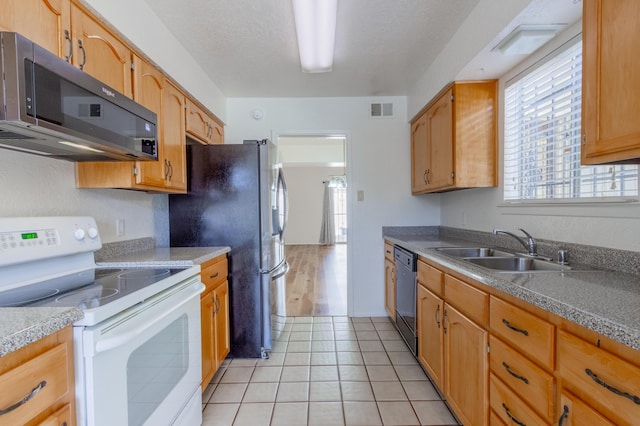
[416,261,488,426]
[403,252,640,426]
[558,330,640,425]
[384,242,395,320]
[0,326,75,426]
[200,255,230,389]
[444,304,488,426]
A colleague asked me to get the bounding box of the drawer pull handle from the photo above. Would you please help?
[502,403,526,426]
[502,361,529,384]
[558,404,569,426]
[435,305,440,329]
[210,272,220,279]
[502,319,529,336]
[585,368,640,405]
[0,380,47,416]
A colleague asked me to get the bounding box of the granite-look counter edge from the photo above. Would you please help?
[95,246,231,268]
[0,307,83,357]
[383,233,640,351]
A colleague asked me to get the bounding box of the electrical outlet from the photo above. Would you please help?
[357,190,365,202]
[116,219,125,236]
[461,211,467,226]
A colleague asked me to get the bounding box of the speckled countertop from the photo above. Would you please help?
[383,228,640,351]
[95,246,230,268]
[1,246,230,358]
[0,307,83,357]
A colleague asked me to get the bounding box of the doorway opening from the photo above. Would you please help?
[277,134,348,316]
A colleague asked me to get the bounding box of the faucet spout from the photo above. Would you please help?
[492,228,538,256]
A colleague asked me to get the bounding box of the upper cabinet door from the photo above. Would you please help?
[0,0,71,59]
[134,57,166,189]
[70,4,132,98]
[411,113,429,194]
[162,80,187,192]
[425,89,454,191]
[582,0,640,164]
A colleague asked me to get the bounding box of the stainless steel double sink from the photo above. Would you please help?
[434,247,572,273]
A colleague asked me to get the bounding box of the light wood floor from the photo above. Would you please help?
[284,244,347,316]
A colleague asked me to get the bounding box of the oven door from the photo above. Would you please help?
[76,277,204,426]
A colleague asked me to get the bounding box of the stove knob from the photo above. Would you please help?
[87,227,99,239]
[74,228,86,241]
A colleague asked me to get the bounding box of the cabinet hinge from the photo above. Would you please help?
[132,166,139,176]
[451,171,455,179]
[582,134,586,145]
[487,343,490,353]
[451,94,454,102]
[130,61,135,71]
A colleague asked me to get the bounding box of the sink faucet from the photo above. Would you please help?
[493,228,538,256]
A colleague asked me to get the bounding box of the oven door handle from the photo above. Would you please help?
[92,282,204,354]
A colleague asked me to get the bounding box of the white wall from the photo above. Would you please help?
[81,0,227,122]
[283,166,341,245]
[407,0,531,119]
[438,22,640,252]
[0,150,159,243]
[226,97,441,316]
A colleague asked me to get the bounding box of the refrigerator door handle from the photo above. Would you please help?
[278,168,289,240]
[271,260,290,281]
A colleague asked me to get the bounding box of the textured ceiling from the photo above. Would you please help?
[143,0,480,97]
[144,0,582,98]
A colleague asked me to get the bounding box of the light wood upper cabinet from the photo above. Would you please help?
[70,4,132,98]
[582,0,640,164]
[162,80,187,192]
[0,0,71,59]
[186,99,224,145]
[411,113,429,193]
[411,81,497,194]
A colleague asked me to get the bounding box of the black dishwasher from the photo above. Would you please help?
[394,245,418,355]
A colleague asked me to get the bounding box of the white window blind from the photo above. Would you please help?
[503,39,638,201]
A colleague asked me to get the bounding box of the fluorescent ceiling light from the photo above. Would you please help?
[292,0,337,73]
[493,24,565,55]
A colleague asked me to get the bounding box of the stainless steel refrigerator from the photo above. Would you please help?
[169,139,288,359]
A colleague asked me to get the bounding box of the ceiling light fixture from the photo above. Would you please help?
[493,24,566,55]
[292,0,337,73]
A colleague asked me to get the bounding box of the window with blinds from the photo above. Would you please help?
[503,38,638,201]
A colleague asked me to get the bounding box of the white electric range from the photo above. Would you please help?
[0,217,204,426]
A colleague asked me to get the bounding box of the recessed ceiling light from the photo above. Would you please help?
[493,24,566,55]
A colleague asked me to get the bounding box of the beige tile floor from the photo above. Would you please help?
[202,316,460,426]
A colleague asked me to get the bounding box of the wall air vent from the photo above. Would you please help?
[370,102,394,118]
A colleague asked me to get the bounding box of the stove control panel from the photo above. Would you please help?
[0,216,102,267]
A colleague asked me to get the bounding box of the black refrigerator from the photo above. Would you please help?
[169,140,288,358]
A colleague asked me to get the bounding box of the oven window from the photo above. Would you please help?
[127,314,189,426]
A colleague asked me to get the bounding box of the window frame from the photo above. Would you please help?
[500,33,639,205]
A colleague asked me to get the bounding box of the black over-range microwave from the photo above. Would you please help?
[0,32,157,162]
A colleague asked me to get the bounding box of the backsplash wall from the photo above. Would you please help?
[0,149,160,243]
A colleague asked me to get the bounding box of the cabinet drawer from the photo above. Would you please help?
[40,403,73,426]
[0,343,70,426]
[490,374,549,426]
[490,296,554,369]
[559,391,615,426]
[558,330,640,426]
[384,243,394,261]
[444,275,488,327]
[417,260,443,296]
[201,256,228,291]
[489,336,554,421]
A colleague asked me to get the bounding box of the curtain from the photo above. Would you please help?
[319,181,335,245]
